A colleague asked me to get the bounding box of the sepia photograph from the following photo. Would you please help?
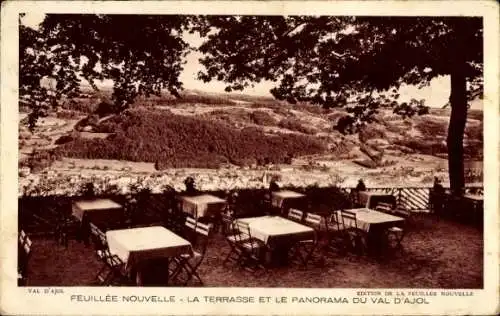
[1,1,498,315]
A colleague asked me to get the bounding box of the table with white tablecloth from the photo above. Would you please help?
[337,208,405,253]
[180,194,226,218]
[271,190,306,209]
[237,216,314,247]
[357,191,396,209]
[72,199,123,222]
[336,208,404,233]
[463,194,483,202]
[72,199,124,243]
[106,226,192,285]
[237,216,315,266]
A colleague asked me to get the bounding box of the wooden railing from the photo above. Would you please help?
[341,184,483,212]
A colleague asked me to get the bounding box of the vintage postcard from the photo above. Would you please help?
[1,0,498,315]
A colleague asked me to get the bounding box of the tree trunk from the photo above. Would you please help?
[447,64,468,195]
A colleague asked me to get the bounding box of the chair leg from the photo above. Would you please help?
[182,262,203,286]
[223,246,242,266]
[96,265,112,285]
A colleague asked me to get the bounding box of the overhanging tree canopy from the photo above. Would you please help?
[194,16,483,193]
[20,14,194,129]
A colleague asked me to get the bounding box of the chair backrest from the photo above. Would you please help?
[25,236,33,248]
[288,208,304,222]
[19,239,33,276]
[195,222,211,237]
[340,210,358,230]
[394,206,411,218]
[97,230,107,247]
[235,221,251,242]
[89,223,99,235]
[304,212,322,229]
[185,216,197,230]
[375,202,394,214]
[19,230,27,244]
[183,216,198,243]
[23,242,31,255]
[221,212,234,235]
[89,223,107,250]
[329,211,342,231]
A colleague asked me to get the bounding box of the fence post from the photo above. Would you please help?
[427,188,432,212]
[398,188,402,208]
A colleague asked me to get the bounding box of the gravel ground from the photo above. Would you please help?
[23,214,482,288]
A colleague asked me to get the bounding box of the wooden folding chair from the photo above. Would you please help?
[289,213,320,267]
[287,208,304,223]
[183,216,198,243]
[221,212,235,236]
[233,221,266,271]
[385,216,407,251]
[386,226,405,249]
[18,236,32,286]
[324,211,346,251]
[90,224,127,285]
[171,222,211,285]
[55,215,80,248]
[223,220,247,266]
[340,210,367,254]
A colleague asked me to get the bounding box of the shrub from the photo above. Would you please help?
[465,122,483,141]
[393,138,447,156]
[56,110,81,120]
[278,118,316,134]
[249,110,277,126]
[327,111,349,123]
[272,106,294,117]
[54,135,74,145]
[359,124,386,142]
[22,149,62,173]
[61,98,99,114]
[415,118,448,137]
[151,93,236,106]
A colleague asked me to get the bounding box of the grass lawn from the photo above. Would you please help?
[23,214,482,288]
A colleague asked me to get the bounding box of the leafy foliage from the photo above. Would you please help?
[20,149,62,173]
[196,16,481,112]
[20,14,194,128]
[249,110,277,126]
[278,118,317,134]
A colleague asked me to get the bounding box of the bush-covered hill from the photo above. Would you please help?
[55,109,326,168]
[20,88,483,173]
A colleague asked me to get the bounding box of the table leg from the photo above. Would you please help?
[135,270,143,286]
[166,258,170,286]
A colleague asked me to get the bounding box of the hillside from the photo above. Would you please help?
[55,108,326,168]
[18,89,483,195]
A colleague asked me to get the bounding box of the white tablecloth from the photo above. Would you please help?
[357,192,396,209]
[237,216,314,246]
[180,194,226,218]
[271,190,306,208]
[463,194,483,202]
[106,226,192,270]
[72,199,123,221]
[336,208,404,232]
